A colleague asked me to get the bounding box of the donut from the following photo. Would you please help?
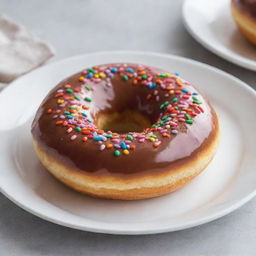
[31,63,219,200]
[231,0,256,45]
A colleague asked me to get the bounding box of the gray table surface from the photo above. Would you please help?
[1,0,256,255]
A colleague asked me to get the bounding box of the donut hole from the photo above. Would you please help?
[96,109,152,133]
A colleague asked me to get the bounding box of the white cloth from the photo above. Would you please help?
[0,15,54,84]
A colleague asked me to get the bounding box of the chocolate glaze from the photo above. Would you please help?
[233,0,256,18]
[31,63,218,177]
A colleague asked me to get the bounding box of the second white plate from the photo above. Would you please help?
[0,51,256,234]
[183,0,256,71]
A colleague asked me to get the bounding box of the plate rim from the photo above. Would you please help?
[0,50,256,235]
[182,0,256,71]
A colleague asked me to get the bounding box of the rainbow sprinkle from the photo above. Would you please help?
[46,64,205,157]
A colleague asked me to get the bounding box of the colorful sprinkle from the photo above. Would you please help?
[84,97,92,102]
[114,150,121,156]
[46,64,204,158]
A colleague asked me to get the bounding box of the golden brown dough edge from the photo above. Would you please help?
[231,1,256,45]
[32,120,220,200]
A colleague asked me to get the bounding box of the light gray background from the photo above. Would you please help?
[1,0,256,255]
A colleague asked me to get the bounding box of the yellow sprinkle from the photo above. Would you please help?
[94,74,99,78]
[169,90,174,95]
[57,99,64,104]
[149,137,155,142]
[123,149,129,155]
[99,72,106,78]
[166,72,171,77]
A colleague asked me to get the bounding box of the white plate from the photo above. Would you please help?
[183,0,256,71]
[0,51,255,235]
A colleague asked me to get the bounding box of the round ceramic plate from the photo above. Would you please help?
[0,51,255,235]
[183,0,256,71]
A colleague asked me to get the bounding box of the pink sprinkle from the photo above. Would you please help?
[100,144,106,151]
[71,135,77,141]
[67,127,73,133]
[182,95,190,99]
[160,84,166,89]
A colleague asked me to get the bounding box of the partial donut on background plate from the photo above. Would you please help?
[31,63,220,200]
[231,0,256,45]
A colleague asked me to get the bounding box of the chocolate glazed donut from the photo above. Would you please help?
[31,63,219,200]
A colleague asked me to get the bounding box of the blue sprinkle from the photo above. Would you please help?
[93,136,103,141]
[120,142,127,149]
[175,72,180,76]
[67,115,73,119]
[181,89,189,93]
[87,73,93,78]
[193,92,199,95]
[127,68,134,73]
[87,119,92,123]
[82,112,87,117]
[111,68,118,73]
[149,82,157,89]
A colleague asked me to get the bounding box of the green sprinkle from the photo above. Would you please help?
[151,134,157,138]
[64,111,70,114]
[88,68,95,73]
[159,73,167,78]
[172,97,178,103]
[69,105,76,109]
[185,114,191,120]
[105,134,113,138]
[74,95,80,101]
[84,97,92,102]
[162,116,168,120]
[66,89,74,93]
[76,127,82,132]
[192,96,202,104]
[186,120,193,124]
[122,75,129,81]
[160,101,169,109]
[114,150,121,157]
[85,85,92,91]
[142,75,148,80]
[127,135,133,141]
